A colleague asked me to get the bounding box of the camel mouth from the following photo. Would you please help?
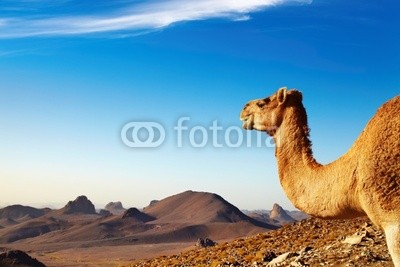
[240,115,254,130]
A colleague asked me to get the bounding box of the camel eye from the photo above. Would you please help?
[257,98,270,108]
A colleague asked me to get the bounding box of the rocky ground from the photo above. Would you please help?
[0,248,46,267]
[131,217,393,267]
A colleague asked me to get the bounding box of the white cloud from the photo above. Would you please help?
[0,0,312,38]
[0,19,8,26]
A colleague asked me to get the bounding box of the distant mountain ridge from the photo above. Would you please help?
[244,203,309,226]
[270,203,296,224]
[0,191,277,246]
[60,195,96,215]
[105,201,126,215]
[144,190,275,228]
[122,208,155,222]
[0,205,50,221]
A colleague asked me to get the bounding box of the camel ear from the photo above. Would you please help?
[277,87,287,105]
[288,90,303,102]
[296,91,303,102]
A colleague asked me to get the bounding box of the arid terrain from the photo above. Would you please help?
[132,217,393,267]
[0,191,287,266]
[1,191,392,267]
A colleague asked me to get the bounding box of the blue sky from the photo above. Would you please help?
[0,0,399,210]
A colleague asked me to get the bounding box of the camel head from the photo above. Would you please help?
[240,87,303,136]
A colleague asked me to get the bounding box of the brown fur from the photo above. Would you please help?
[240,87,400,265]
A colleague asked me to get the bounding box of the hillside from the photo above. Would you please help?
[269,203,296,224]
[0,205,50,221]
[245,204,307,227]
[0,216,69,243]
[105,201,126,215]
[144,190,274,227]
[0,248,46,267]
[0,196,101,244]
[59,195,96,215]
[0,191,276,249]
[132,217,393,267]
[1,192,392,267]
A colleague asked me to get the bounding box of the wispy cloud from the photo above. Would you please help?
[0,0,312,38]
[0,48,37,57]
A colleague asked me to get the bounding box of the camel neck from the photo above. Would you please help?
[272,104,363,218]
[274,104,319,170]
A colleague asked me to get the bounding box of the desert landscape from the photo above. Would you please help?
[0,190,296,266]
[0,191,395,266]
[2,0,398,266]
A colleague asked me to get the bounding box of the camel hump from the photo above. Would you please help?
[379,95,400,116]
[359,95,400,203]
[362,95,400,142]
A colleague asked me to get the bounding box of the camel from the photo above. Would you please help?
[240,87,400,265]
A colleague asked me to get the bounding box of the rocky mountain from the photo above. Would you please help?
[0,191,276,247]
[0,205,50,221]
[143,190,274,227]
[0,196,98,243]
[122,208,155,223]
[104,201,126,215]
[245,204,306,226]
[147,200,159,208]
[99,209,112,217]
[0,249,46,267]
[60,195,96,214]
[269,203,296,224]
